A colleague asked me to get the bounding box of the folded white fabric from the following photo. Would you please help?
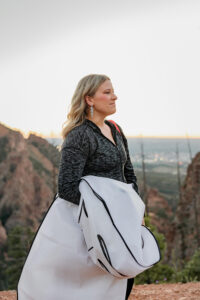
[77,175,161,279]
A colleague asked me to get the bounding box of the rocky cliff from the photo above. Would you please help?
[141,152,200,266]
[0,123,60,242]
[144,187,176,263]
[173,152,200,266]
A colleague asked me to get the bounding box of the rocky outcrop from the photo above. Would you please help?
[145,188,176,263]
[144,152,200,266]
[173,152,200,265]
[0,123,60,233]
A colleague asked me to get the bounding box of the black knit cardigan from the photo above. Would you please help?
[57,118,139,206]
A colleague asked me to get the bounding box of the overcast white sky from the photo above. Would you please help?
[0,0,200,138]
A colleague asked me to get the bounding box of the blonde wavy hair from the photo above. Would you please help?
[61,74,110,139]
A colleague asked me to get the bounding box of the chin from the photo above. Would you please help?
[112,107,116,113]
[109,110,116,115]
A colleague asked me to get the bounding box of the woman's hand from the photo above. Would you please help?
[142,217,145,226]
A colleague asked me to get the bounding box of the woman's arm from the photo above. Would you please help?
[57,127,90,205]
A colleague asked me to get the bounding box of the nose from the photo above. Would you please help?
[113,93,117,100]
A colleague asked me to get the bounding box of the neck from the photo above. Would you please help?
[85,116,107,128]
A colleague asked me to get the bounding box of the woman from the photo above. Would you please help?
[17,73,145,300]
[58,73,145,299]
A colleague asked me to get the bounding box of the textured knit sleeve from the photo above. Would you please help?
[116,123,140,196]
[57,127,90,205]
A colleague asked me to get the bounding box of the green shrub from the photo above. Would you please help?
[135,262,174,284]
[135,215,175,284]
[172,248,200,283]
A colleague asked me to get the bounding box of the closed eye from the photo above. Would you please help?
[104,89,114,93]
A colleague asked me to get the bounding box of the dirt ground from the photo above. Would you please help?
[0,282,200,300]
[130,282,200,300]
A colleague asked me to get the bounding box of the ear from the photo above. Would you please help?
[85,95,94,106]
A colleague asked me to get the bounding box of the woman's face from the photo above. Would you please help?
[87,79,118,116]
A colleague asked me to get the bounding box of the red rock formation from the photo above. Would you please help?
[145,188,176,263]
[0,123,60,234]
[173,152,200,265]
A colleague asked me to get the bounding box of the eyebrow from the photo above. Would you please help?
[104,88,115,92]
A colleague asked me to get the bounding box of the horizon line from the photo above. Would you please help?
[32,133,200,139]
[15,131,200,140]
[1,123,200,139]
[33,131,200,139]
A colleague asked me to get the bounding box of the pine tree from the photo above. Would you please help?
[4,225,35,290]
